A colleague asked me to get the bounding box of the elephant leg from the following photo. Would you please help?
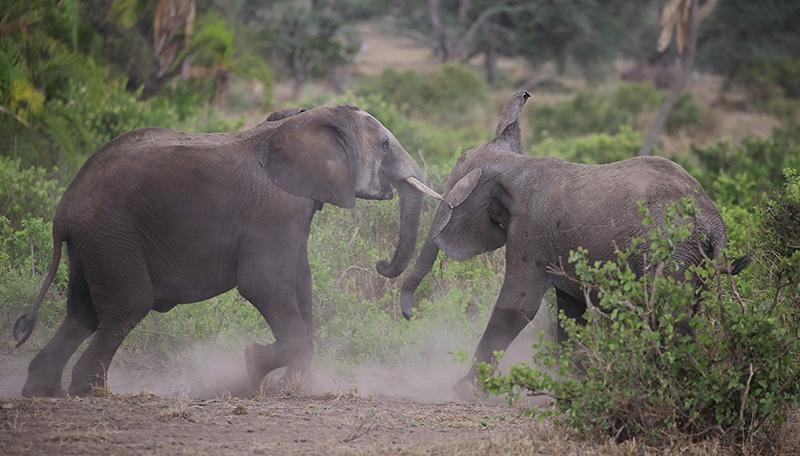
[23,263,98,397]
[555,288,587,343]
[243,297,310,388]
[68,258,152,396]
[280,243,314,382]
[295,243,313,341]
[239,244,312,389]
[461,271,551,388]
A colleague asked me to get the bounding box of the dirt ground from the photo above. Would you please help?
[0,391,538,455]
[5,391,795,455]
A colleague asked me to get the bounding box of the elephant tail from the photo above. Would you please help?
[705,227,750,276]
[13,230,64,347]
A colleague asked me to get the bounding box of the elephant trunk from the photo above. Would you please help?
[399,232,440,320]
[376,179,424,279]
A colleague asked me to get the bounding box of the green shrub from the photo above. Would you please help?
[665,93,703,134]
[529,126,642,164]
[355,64,488,122]
[686,137,800,207]
[0,157,62,228]
[528,83,703,141]
[478,194,800,450]
[530,91,629,140]
[728,58,800,119]
[732,57,800,100]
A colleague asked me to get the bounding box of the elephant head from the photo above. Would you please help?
[262,104,441,278]
[400,91,530,319]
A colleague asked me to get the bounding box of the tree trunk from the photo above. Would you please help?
[483,22,497,84]
[428,0,451,61]
[214,69,229,110]
[639,0,709,156]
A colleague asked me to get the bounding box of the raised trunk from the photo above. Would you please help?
[376,180,424,279]
[399,233,440,320]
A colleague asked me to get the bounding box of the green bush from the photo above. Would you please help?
[732,57,800,100]
[478,193,800,450]
[727,58,800,119]
[355,64,488,122]
[529,126,642,164]
[0,157,62,228]
[528,83,703,141]
[686,137,800,207]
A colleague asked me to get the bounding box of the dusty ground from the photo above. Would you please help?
[4,391,795,455]
[0,392,537,455]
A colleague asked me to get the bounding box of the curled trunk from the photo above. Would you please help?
[376,180,424,279]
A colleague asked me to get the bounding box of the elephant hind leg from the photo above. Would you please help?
[555,288,587,343]
[22,262,98,397]
[68,257,153,396]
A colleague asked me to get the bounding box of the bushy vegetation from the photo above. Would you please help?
[356,64,489,122]
[685,136,800,207]
[726,57,800,120]
[529,83,703,142]
[530,126,643,164]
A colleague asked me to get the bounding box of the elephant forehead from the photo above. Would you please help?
[353,110,391,134]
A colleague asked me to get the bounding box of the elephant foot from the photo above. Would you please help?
[68,373,109,397]
[279,366,318,393]
[452,374,488,401]
[21,380,66,398]
[245,342,271,392]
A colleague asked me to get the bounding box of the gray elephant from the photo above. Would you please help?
[14,104,440,397]
[400,91,737,388]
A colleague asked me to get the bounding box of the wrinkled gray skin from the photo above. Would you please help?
[14,104,435,397]
[401,91,727,389]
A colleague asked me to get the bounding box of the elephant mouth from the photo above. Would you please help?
[358,176,441,201]
[356,186,394,201]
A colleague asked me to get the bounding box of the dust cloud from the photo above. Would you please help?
[0,303,553,401]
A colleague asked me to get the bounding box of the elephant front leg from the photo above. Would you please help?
[238,246,313,392]
[456,271,550,397]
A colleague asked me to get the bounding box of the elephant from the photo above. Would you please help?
[13,104,441,397]
[400,91,737,390]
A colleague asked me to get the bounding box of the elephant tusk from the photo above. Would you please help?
[405,176,442,199]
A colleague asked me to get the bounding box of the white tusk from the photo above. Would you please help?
[405,176,442,199]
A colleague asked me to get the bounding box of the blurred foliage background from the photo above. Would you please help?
[1,0,799,447]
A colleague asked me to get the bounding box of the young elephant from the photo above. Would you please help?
[400,91,732,388]
[14,105,441,397]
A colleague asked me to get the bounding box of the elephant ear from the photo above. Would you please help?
[432,167,507,260]
[432,169,482,239]
[494,90,531,154]
[445,168,482,209]
[265,118,356,209]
